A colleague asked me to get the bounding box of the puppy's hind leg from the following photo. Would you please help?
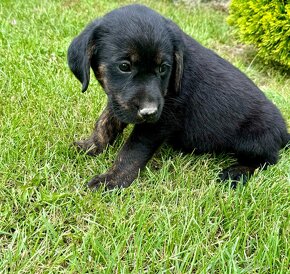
[220,152,278,188]
[74,105,126,156]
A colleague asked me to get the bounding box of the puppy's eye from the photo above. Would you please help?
[159,63,168,75]
[119,62,131,72]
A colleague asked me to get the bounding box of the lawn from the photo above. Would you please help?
[0,0,289,273]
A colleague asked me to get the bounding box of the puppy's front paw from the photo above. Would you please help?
[87,173,132,190]
[74,139,102,156]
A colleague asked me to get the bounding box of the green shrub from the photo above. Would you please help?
[228,0,290,68]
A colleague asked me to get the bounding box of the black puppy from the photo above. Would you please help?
[68,4,289,189]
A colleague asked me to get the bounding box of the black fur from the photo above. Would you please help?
[68,4,289,189]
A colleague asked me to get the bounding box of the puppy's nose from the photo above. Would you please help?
[138,105,158,121]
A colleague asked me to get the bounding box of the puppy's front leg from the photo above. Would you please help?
[88,125,164,189]
[74,105,126,156]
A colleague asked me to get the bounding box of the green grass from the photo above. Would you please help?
[0,0,289,273]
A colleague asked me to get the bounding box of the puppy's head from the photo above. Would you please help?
[68,4,184,124]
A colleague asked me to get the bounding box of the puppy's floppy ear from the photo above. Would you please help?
[67,20,101,93]
[173,48,184,94]
[166,20,185,94]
